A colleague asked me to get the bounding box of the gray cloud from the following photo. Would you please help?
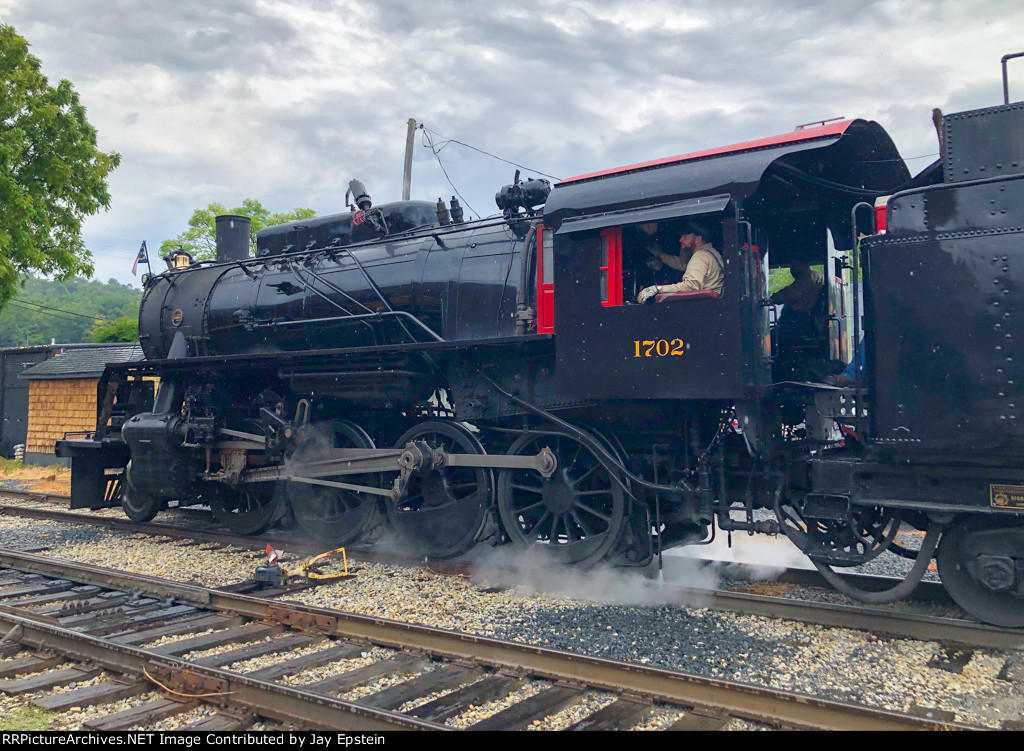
[3,0,1022,284]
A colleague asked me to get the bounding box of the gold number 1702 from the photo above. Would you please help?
[633,339,684,357]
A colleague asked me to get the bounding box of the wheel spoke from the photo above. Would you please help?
[562,514,577,543]
[576,503,611,523]
[567,441,583,472]
[571,462,601,487]
[528,509,551,536]
[552,515,565,543]
[575,488,612,497]
[515,499,546,514]
[571,509,594,538]
[510,482,543,494]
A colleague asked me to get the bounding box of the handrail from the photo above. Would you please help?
[254,310,445,343]
[1002,51,1024,104]
[850,202,875,426]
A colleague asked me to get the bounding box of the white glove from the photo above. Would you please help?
[637,286,658,304]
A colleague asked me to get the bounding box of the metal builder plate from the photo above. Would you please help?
[990,484,1024,509]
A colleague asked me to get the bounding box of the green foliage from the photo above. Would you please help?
[0,276,140,347]
[89,314,137,343]
[0,24,120,312]
[0,703,53,730]
[768,265,825,295]
[160,199,317,261]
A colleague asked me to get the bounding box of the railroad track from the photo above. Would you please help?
[1,494,1021,650]
[0,547,968,730]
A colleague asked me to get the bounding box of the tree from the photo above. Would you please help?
[0,25,120,311]
[160,199,317,261]
[89,315,138,343]
[0,275,141,347]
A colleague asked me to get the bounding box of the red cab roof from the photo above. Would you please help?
[559,119,854,185]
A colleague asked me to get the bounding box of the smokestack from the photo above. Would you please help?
[216,215,251,262]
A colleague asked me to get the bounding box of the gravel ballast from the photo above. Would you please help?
[0,500,1022,729]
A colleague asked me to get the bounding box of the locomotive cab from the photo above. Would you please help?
[543,119,909,405]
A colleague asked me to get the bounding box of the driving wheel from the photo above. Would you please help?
[289,420,382,546]
[386,421,493,558]
[938,515,1024,627]
[497,431,625,566]
[210,483,282,535]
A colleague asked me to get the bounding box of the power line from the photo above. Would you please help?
[6,299,107,323]
[6,301,99,324]
[422,129,480,219]
[421,127,561,181]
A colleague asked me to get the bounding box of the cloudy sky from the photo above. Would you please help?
[2,0,1021,286]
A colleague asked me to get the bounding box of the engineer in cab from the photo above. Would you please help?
[636,219,724,302]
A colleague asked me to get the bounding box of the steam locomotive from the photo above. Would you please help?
[57,62,1024,627]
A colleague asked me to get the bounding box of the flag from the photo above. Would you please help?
[132,241,149,276]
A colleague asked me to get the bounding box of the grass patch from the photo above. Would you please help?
[0,703,54,730]
[0,458,46,474]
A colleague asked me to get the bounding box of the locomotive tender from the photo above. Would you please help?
[57,66,1024,627]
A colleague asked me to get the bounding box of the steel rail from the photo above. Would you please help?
[0,489,69,506]
[2,501,1020,650]
[0,607,447,731]
[3,492,952,601]
[0,548,969,730]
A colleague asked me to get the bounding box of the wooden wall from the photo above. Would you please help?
[26,378,98,455]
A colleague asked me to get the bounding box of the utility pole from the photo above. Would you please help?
[402,118,417,201]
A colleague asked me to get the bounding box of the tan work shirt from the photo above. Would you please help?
[660,244,725,295]
[771,269,823,312]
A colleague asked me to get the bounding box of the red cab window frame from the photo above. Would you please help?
[536,224,555,334]
[599,227,623,307]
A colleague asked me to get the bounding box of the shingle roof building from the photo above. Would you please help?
[19,344,143,380]
[7,343,144,465]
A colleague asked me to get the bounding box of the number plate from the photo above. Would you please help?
[990,484,1024,509]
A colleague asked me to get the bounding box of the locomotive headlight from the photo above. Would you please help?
[496,178,552,213]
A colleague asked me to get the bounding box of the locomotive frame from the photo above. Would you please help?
[57,69,1024,628]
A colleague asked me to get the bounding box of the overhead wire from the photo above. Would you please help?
[421,129,480,220]
[421,127,561,181]
[6,299,108,323]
